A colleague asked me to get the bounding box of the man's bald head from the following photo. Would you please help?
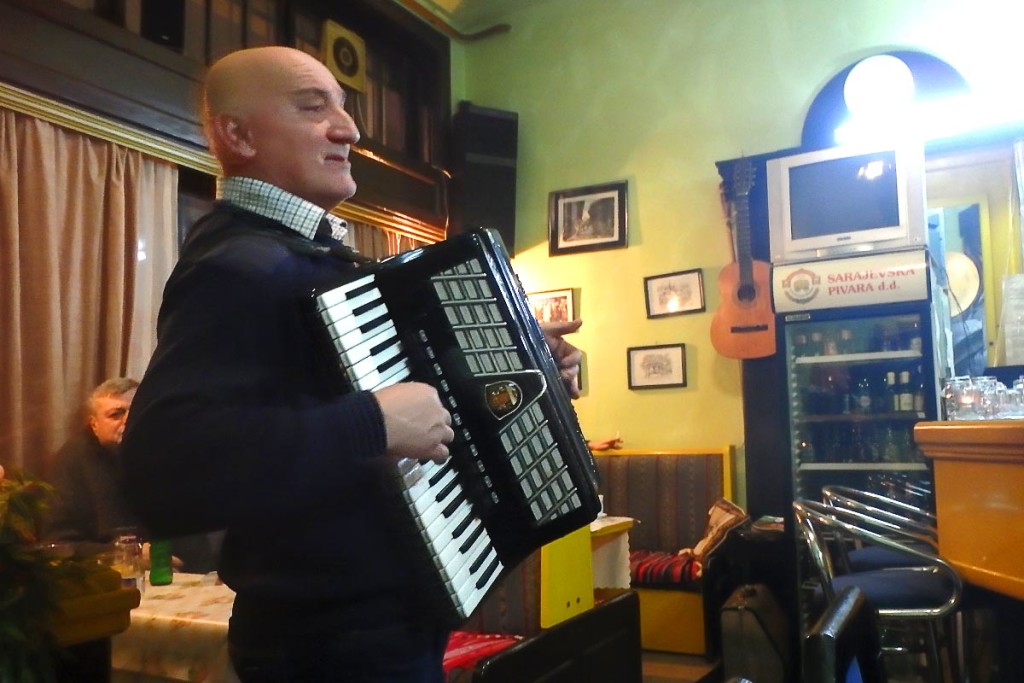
[202,47,303,137]
[199,46,360,209]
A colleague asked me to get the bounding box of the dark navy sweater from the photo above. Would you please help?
[123,204,439,649]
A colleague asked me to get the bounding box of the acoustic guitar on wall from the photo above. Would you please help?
[710,158,777,359]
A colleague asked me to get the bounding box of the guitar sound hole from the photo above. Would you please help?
[737,284,757,303]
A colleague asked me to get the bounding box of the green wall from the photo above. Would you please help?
[449,0,1024,491]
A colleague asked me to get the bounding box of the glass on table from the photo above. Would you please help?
[104,528,145,592]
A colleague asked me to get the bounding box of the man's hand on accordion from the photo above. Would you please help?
[539,318,584,399]
[374,382,455,463]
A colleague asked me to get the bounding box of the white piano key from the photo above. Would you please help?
[450,537,499,613]
[404,466,456,522]
[338,286,383,314]
[422,495,473,547]
[316,275,376,309]
[347,341,403,379]
[332,319,397,361]
[363,358,411,391]
[403,469,480,568]
[432,510,479,569]
[322,293,388,326]
[445,531,489,598]
[461,557,504,614]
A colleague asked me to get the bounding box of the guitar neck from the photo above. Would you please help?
[734,195,754,284]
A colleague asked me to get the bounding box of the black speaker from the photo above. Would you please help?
[451,101,518,254]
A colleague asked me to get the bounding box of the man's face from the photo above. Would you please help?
[89,389,136,449]
[242,55,360,210]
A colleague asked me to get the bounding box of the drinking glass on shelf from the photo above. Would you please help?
[1009,377,1024,419]
[975,376,1001,419]
[942,376,973,420]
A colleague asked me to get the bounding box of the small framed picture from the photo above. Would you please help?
[528,288,575,324]
[548,180,628,256]
[644,269,705,318]
[627,343,687,389]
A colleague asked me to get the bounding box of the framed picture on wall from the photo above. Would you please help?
[627,343,687,389]
[548,180,628,256]
[644,269,705,318]
[527,288,575,323]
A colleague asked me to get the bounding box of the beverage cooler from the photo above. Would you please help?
[774,249,952,503]
[766,248,953,645]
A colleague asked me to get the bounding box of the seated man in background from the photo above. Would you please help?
[46,377,141,556]
[46,377,221,572]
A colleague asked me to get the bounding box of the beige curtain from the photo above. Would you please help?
[0,109,177,478]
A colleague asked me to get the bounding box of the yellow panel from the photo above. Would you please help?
[635,588,706,655]
[539,525,594,627]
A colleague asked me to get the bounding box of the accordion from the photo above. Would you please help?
[311,228,600,626]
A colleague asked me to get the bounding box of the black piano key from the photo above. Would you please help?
[434,470,461,502]
[468,541,493,574]
[344,279,378,300]
[451,510,474,541]
[458,519,485,553]
[369,334,400,358]
[360,312,391,335]
[351,301,380,319]
[442,490,467,518]
[427,462,453,486]
[475,555,501,589]
[377,352,405,373]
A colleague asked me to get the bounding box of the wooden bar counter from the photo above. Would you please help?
[914,420,1024,601]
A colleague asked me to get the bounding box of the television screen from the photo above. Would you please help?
[767,142,926,265]
[788,150,901,240]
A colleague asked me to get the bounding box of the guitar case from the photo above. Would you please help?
[720,583,789,683]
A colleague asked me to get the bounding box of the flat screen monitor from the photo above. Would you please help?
[767,142,927,264]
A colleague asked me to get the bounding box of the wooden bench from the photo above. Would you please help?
[593,447,740,657]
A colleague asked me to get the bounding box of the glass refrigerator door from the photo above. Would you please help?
[786,311,934,503]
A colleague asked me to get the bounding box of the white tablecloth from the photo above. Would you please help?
[111,573,239,683]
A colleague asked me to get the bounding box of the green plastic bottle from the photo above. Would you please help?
[149,539,173,586]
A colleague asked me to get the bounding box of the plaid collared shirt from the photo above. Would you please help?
[220,177,349,241]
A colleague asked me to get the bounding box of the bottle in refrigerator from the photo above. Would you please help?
[898,370,914,411]
[913,365,926,413]
[881,424,901,463]
[809,331,824,356]
[838,327,855,354]
[792,333,808,360]
[884,371,899,412]
[852,372,874,414]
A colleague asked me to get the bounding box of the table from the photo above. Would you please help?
[111,573,238,683]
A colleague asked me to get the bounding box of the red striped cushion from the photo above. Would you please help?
[629,549,702,587]
[444,631,521,675]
